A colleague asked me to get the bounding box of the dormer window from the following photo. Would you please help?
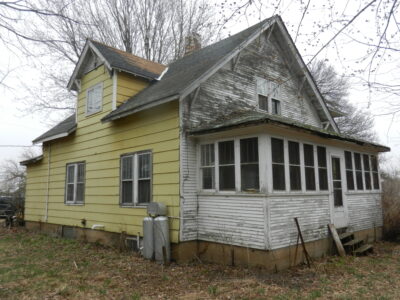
[86,83,103,115]
[272,98,281,115]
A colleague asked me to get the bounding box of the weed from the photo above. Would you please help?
[208,285,218,296]
[131,292,141,300]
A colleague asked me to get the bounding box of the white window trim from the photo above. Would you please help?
[255,77,283,115]
[86,82,103,116]
[346,151,381,193]
[120,150,152,207]
[65,162,85,205]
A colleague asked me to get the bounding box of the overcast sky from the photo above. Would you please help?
[0,0,399,170]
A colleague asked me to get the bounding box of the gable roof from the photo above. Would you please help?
[67,40,166,91]
[101,17,275,122]
[101,15,338,133]
[32,114,76,144]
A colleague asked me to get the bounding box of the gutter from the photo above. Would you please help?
[45,144,51,222]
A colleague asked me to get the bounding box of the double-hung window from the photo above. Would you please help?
[303,144,316,190]
[240,138,259,191]
[344,151,355,190]
[256,77,282,115]
[121,151,152,206]
[371,155,380,189]
[218,141,235,191]
[86,83,103,115]
[354,153,363,190]
[317,146,328,190]
[65,162,85,204]
[200,144,215,189]
[363,154,372,190]
[288,141,301,190]
[271,138,285,190]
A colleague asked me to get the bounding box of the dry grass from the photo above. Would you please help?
[0,228,400,299]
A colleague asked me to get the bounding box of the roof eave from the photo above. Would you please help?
[20,155,44,166]
[32,125,77,144]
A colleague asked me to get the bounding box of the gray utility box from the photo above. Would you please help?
[147,202,167,217]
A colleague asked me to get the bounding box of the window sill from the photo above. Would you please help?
[65,203,84,206]
[120,204,148,208]
[199,191,265,197]
[345,191,381,195]
[85,109,103,117]
[267,191,330,197]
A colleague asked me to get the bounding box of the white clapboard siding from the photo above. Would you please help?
[347,192,383,232]
[197,195,266,249]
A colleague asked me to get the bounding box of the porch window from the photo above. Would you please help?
[65,162,85,204]
[317,146,328,190]
[120,151,152,205]
[371,155,380,189]
[86,83,103,115]
[288,141,301,190]
[354,153,363,190]
[218,141,235,190]
[363,154,372,190]
[240,138,259,191]
[344,151,355,190]
[303,144,316,190]
[271,138,285,190]
[200,144,215,189]
[272,99,281,115]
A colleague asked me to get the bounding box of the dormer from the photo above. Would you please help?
[67,40,167,124]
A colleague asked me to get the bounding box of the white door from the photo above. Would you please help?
[329,151,349,228]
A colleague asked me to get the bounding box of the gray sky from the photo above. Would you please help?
[0,0,399,169]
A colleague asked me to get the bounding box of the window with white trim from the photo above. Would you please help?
[354,152,363,190]
[200,144,215,189]
[317,146,328,190]
[218,140,235,191]
[240,137,259,191]
[256,77,282,114]
[363,154,372,190]
[86,83,103,115]
[344,151,355,190]
[288,141,301,191]
[371,155,380,189]
[120,151,152,205]
[303,144,316,190]
[271,138,285,191]
[65,162,85,204]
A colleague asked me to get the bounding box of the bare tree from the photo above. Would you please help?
[310,60,376,140]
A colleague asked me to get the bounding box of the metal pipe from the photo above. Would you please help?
[45,144,51,222]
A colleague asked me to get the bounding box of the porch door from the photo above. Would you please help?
[329,152,349,228]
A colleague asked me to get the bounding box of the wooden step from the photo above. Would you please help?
[339,232,354,241]
[353,244,373,255]
[343,238,363,247]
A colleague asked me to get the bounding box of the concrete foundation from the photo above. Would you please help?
[25,221,382,271]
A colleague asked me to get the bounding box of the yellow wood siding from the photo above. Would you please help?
[25,66,180,243]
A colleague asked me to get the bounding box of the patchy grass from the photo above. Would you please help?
[1,228,400,299]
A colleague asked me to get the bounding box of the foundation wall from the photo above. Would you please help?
[25,221,382,271]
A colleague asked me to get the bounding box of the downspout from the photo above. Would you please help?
[45,143,51,222]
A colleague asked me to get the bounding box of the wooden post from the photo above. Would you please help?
[328,224,346,257]
[294,217,312,268]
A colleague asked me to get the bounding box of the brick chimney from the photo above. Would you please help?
[184,33,201,56]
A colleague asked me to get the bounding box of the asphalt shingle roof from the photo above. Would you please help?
[102,17,274,122]
[90,40,166,80]
[32,114,76,144]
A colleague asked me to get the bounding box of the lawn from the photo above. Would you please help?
[0,227,399,299]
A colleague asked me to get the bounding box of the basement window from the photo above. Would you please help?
[65,162,85,204]
[288,141,301,191]
[200,144,215,189]
[86,83,103,115]
[218,141,235,191]
[120,151,152,206]
[303,144,316,191]
[344,151,355,190]
[354,153,364,190]
[271,138,285,191]
[240,138,259,191]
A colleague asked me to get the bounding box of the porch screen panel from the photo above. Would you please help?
[344,151,355,190]
[240,138,259,191]
[288,141,301,190]
[219,140,235,190]
[138,152,151,204]
[363,154,372,190]
[271,138,285,190]
[354,153,363,190]
[371,155,380,189]
[200,144,215,189]
[303,144,316,190]
[121,156,134,204]
[317,146,328,190]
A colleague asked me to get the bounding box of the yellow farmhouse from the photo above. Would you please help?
[22,16,390,270]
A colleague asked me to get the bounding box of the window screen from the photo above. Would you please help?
[219,141,235,190]
[240,138,259,191]
[371,155,380,189]
[345,151,355,190]
[65,162,85,204]
[363,154,372,190]
[288,141,301,190]
[303,144,315,190]
[86,84,102,115]
[317,146,328,191]
[200,144,215,189]
[271,138,285,190]
[354,153,363,190]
